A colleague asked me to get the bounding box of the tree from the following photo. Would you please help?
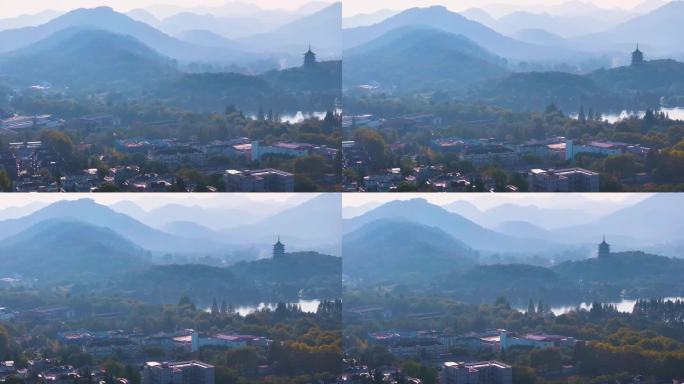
[95,184,121,192]
[211,298,219,315]
[529,348,562,372]
[294,155,326,179]
[220,300,227,314]
[603,155,636,179]
[578,105,586,123]
[528,299,536,314]
[0,325,10,359]
[0,170,11,192]
[354,128,389,172]
[41,130,74,159]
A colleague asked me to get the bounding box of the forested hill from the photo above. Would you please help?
[154,61,341,113]
[470,59,684,111]
[107,252,341,305]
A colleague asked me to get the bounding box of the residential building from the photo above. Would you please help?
[441,361,512,384]
[565,140,649,160]
[344,306,392,321]
[388,340,448,359]
[142,361,214,384]
[527,168,599,192]
[251,141,337,161]
[1,115,63,131]
[149,147,206,167]
[499,331,577,351]
[76,114,121,129]
[223,169,294,192]
[190,332,271,352]
[461,145,517,166]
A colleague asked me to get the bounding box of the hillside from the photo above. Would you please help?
[342,220,478,282]
[236,2,342,57]
[0,28,179,90]
[176,29,241,50]
[469,71,616,111]
[0,199,226,254]
[344,27,508,91]
[112,252,341,305]
[556,194,684,245]
[589,59,684,92]
[343,6,573,61]
[0,219,150,283]
[154,61,341,113]
[0,6,246,62]
[553,251,684,298]
[221,194,342,252]
[342,198,560,254]
[440,264,579,306]
[575,1,684,53]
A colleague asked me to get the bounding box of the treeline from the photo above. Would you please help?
[0,292,342,384]
[344,294,684,382]
[345,96,684,190]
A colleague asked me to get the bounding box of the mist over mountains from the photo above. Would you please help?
[341,195,684,305]
[0,1,341,85]
[342,194,684,263]
[0,195,342,304]
[0,195,341,258]
[342,1,684,110]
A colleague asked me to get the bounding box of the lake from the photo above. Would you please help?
[248,109,341,124]
[538,297,684,316]
[279,111,330,124]
[573,107,684,123]
[214,299,321,316]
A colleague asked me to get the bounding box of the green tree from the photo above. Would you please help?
[0,170,11,192]
[0,326,10,358]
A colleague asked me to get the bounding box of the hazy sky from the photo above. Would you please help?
[343,0,650,16]
[0,0,323,18]
[0,193,315,211]
[343,193,652,212]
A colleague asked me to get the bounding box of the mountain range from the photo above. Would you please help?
[343,219,478,282]
[0,3,341,71]
[571,1,684,54]
[344,27,508,91]
[342,194,684,261]
[0,196,342,304]
[341,196,684,304]
[0,196,340,257]
[343,6,576,61]
[343,198,565,255]
[0,7,246,63]
[112,251,341,305]
[0,219,150,283]
[0,28,179,90]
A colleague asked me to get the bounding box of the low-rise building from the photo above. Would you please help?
[191,332,271,352]
[500,331,577,350]
[76,114,121,129]
[149,147,206,167]
[388,340,448,359]
[527,168,599,192]
[344,306,392,321]
[142,361,214,384]
[440,361,512,384]
[251,141,338,162]
[461,145,517,166]
[223,169,294,192]
[1,115,63,131]
[85,339,141,359]
[363,168,403,192]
